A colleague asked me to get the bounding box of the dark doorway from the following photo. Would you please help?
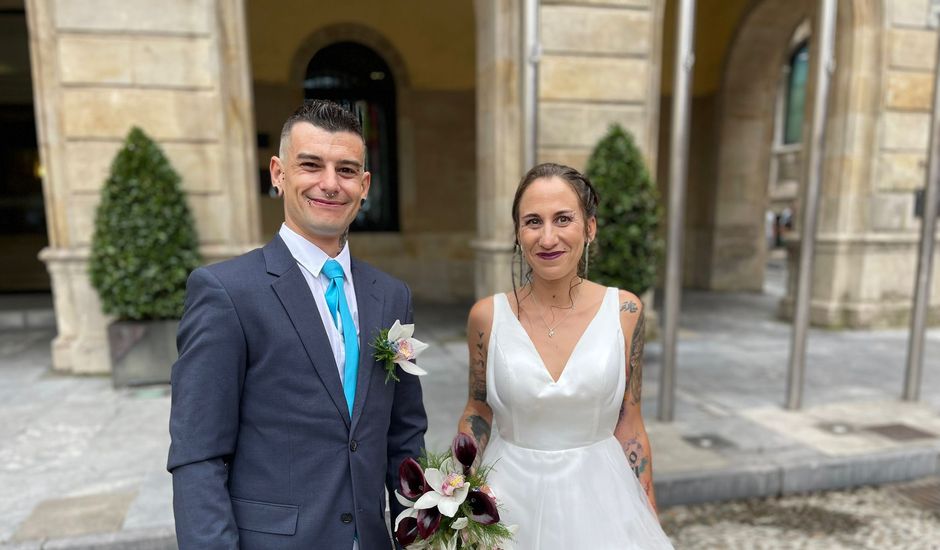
[304,41,399,232]
[0,9,48,291]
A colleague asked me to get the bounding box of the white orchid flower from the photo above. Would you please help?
[413,457,470,517]
[387,320,429,376]
[393,490,418,532]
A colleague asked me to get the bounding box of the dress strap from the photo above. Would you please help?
[494,292,509,320]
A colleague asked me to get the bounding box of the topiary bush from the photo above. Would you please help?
[89,127,200,320]
[585,124,663,295]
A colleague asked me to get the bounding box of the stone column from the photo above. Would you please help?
[472,0,524,298]
[781,0,940,328]
[538,0,664,172]
[25,0,260,373]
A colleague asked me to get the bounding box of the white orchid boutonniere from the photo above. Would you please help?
[372,320,429,383]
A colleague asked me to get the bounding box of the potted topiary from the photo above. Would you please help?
[585,124,663,336]
[89,127,200,387]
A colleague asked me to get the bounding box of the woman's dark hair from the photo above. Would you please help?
[510,162,601,315]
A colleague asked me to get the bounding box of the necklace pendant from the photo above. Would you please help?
[548,328,555,338]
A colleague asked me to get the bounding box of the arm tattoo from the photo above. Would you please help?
[622,436,649,479]
[470,330,487,402]
[466,414,491,449]
[620,300,638,313]
[628,310,646,405]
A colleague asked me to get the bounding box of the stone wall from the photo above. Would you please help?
[821,0,940,327]
[538,0,663,171]
[26,0,260,373]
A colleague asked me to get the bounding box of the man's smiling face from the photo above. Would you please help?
[271,122,371,252]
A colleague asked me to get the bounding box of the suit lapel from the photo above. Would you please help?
[267,237,351,429]
[350,258,383,431]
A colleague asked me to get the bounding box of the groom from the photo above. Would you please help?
[168,100,427,549]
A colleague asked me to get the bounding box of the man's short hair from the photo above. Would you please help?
[279,100,363,157]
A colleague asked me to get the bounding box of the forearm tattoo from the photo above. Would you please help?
[466,414,491,450]
[622,435,649,479]
[628,310,646,406]
[470,330,487,402]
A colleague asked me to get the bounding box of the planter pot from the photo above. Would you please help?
[108,319,178,387]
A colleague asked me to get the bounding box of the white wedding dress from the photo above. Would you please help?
[481,288,674,549]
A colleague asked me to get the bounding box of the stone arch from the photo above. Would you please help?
[709,0,814,291]
[708,0,884,293]
[287,23,411,91]
[285,23,416,232]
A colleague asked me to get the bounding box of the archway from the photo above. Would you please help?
[709,0,814,292]
[0,7,48,291]
[304,41,400,232]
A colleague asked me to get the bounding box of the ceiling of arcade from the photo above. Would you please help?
[660,0,755,97]
[245,0,476,91]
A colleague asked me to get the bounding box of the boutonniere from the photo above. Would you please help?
[372,320,429,383]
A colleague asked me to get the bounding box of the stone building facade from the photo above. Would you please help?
[2,0,938,373]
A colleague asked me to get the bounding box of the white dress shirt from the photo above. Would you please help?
[278,224,360,386]
[280,225,364,550]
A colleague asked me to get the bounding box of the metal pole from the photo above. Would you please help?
[522,0,540,170]
[659,0,696,422]
[903,28,940,401]
[786,0,837,410]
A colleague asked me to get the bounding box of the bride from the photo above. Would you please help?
[458,163,674,549]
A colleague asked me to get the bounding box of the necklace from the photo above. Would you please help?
[530,290,576,338]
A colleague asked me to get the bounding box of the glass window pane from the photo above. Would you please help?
[784,43,809,145]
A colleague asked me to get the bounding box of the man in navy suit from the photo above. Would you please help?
[168,100,427,549]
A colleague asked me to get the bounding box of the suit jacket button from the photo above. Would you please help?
[341,512,354,524]
[350,440,358,452]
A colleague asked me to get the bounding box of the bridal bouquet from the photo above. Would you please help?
[394,434,516,550]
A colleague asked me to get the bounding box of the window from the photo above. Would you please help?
[783,42,809,145]
[305,42,399,232]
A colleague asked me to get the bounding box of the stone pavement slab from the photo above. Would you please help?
[1,289,939,548]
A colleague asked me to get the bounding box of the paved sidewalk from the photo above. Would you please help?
[1,283,939,548]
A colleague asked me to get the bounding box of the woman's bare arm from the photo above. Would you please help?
[613,290,659,515]
[457,297,495,465]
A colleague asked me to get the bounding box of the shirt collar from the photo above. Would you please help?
[278,223,353,280]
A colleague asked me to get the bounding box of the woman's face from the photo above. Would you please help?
[516,176,595,282]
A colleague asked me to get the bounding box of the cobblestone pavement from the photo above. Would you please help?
[660,477,940,549]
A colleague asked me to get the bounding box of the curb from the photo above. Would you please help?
[655,445,940,507]
[0,527,177,550]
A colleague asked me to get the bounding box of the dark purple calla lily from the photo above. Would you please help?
[399,457,427,500]
[416,506,442,539]
[466,489,500,525]
[395,516,419,546]
[452,433,478,473]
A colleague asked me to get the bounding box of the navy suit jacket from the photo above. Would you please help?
[168,236,427,549]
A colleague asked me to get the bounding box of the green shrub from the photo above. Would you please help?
[585,124,663,295]
[89,127,200,320]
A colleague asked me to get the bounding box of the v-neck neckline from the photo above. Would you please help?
[502,288,611,385]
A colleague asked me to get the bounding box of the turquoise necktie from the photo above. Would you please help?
[322,259,358,417]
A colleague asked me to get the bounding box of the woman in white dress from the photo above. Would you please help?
[458,163,673,549]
